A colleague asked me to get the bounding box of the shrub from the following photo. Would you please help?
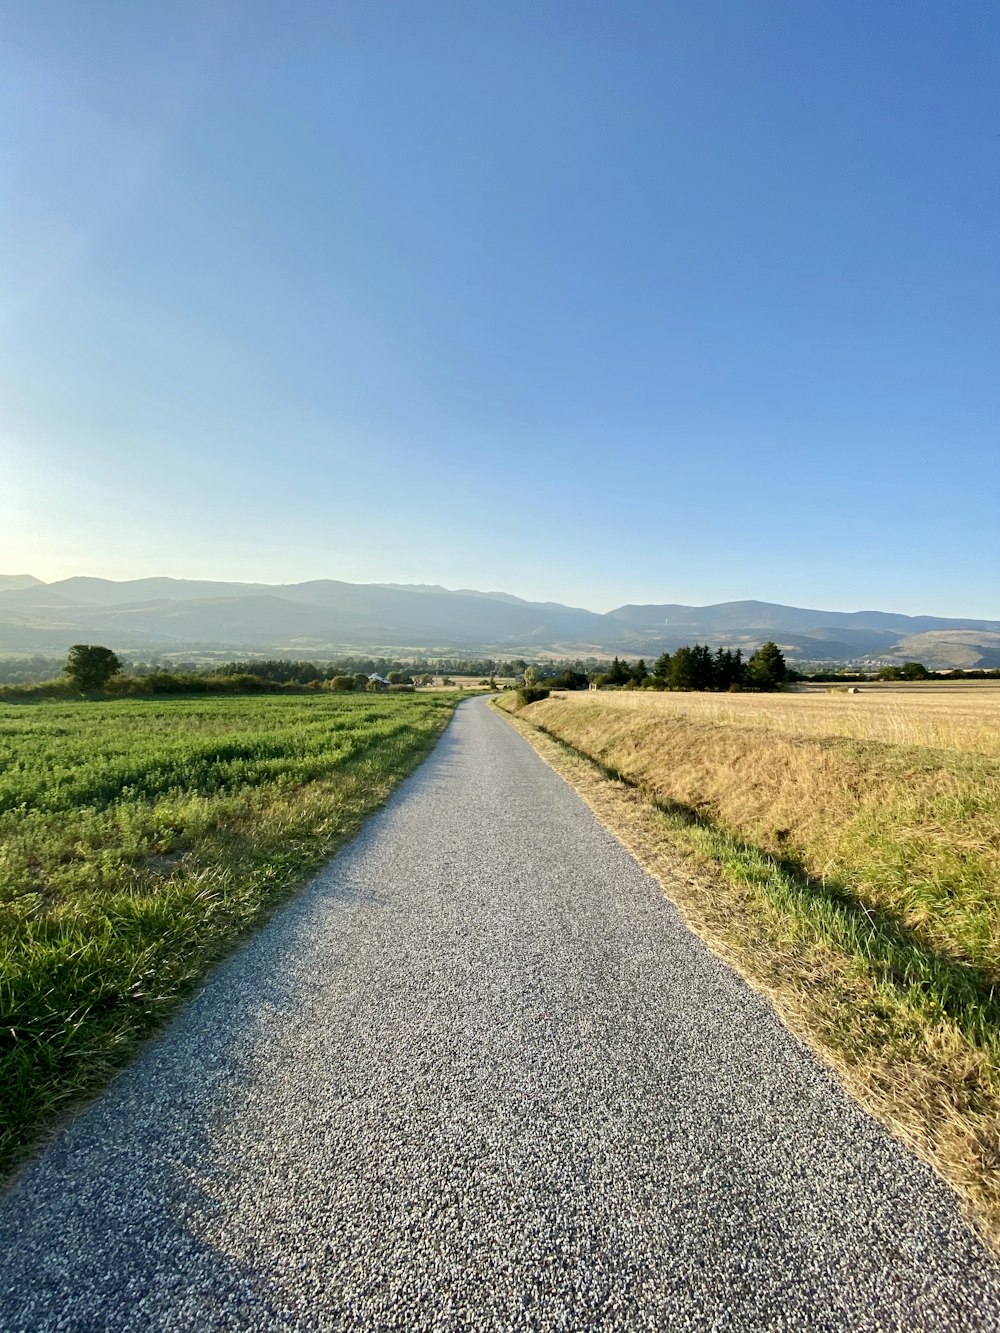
[553,669,588,690]
[516,686,551,706]
[147,672,209,694]
[0,679,73,701]
[219,673,280,693]
[105,674,153,696]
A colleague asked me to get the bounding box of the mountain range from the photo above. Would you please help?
[1,575,998,669]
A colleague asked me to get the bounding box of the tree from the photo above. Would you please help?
[746,641,788,690]
[65,644,122,692]
[714,647,745,690]
[653,651,672,680]
[553,668,588,690]
[691,643,715,690]
[665,644,711,691]
[668,646,697,690]
[877,661,929,682]
[605,656,630,686]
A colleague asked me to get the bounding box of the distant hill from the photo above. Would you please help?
[606,599,1000,637]
[886,631,1000,672]
[0,576,997,668]
[45,576,274,605]
[0,574,44,592]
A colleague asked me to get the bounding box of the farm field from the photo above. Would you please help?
[498,683,1000,1244]
[564,679,1000,756]
[0,691,458,1177]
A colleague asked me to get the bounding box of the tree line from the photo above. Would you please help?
[213,656,516,682]
[0,650,521,697]
[54,648,435,696]
[57,643,788,695]
[534,642,789,692]
[2,643,997,699]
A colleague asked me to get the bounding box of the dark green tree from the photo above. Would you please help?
[668,646,697,690]
[878,661,929,682]
[554,669,588,690]
[606,656,630,686]
[714,647,745,690]
[65,644,122,692]
[691,643,715,690]
[746,641,788,690]
[653,651,672,680]
[630,658,648,685]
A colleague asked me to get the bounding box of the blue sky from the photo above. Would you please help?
[2,1,997,616]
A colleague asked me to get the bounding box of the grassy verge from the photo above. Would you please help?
[495,691,1000,1247]
[1,692,458,1179]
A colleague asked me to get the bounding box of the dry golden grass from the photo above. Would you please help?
[517,690,1000,970]
[556,681,1000,758]
[496,686,1000,1247]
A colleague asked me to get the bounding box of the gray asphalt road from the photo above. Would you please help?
[2,696,999,1332]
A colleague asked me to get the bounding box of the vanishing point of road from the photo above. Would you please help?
[2,697,999,1332]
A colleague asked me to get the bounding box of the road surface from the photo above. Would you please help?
[2,696,999,1331]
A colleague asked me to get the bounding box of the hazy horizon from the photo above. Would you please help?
[3,567,998,623]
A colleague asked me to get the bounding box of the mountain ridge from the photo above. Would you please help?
[1,576,997,667]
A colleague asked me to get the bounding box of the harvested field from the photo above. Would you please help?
[496,684,1000,1246]
[559,680,1000,757]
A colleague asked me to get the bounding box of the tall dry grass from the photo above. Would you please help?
[497,685,1000,1246]
[562,682,1000,758]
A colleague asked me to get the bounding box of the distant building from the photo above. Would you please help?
[368,673,390,691]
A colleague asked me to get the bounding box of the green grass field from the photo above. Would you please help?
[0,691,458,1177]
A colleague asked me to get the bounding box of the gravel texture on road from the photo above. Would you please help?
[2,696,999,1332]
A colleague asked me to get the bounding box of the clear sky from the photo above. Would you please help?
[2,1,997,616]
